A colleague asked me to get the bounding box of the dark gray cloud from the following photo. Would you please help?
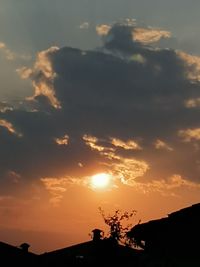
[1,22,200,196]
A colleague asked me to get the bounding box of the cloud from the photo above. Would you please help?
[82,134,141,159]
[82,134,149,184]
[0,43,5,49]
[83,134,109,152]
[111,138,142,150]
[133,27,171,44]
[16,67,33,80]
[55,134,69,146]
[133,175,200,196]
[185,98,200,108]
[41,175,90,205]
[96,21,171,51]
[40,155,198,201]
[41,177,69,205]
[0,42,15,60]
[154,139,173,151]
[179,128,200,142]
[17,47,61,109]
[79,22,90,30]
[2,20,200,201]
[96,24,111,36]
[6,171,21,184]
[110,158,149,184]
[0,119,22,137]
[0,41,31,61]
[0,102,13,113]
[41,166,200,204]
[177,51,200,82]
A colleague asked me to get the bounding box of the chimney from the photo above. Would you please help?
[20,243,30,253]
[92,229,103,242]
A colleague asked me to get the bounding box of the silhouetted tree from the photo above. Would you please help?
[99,207,137,246]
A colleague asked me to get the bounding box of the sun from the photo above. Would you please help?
[90,173,111,189]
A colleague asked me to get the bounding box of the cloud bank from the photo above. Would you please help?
[1,21,200,201]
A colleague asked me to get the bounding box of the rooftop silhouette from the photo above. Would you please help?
[128,203,200,266]
[0,203,200,266]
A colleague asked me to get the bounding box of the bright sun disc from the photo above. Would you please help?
[91,173,111,189]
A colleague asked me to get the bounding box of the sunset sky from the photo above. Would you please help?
[1,0,200,253]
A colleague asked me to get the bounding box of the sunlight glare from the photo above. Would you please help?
[91,173,111,189]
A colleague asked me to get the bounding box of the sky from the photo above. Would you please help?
[0,0,200,253]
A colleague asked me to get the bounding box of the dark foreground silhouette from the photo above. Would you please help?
[1,203,200,266]
[128,202,200,266]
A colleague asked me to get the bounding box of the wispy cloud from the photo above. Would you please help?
[83,134,149,184]
[6,171,21,184]
[0,41,31,61]
[83,134,115,154]
[133,175,200,196]
[0,119,22,137]
[16,67,33,79]
[79,22,89,30]
[17,47,61,109]
[41,176,90,205]
[111,137,142,150]
[154,139,173,151]
[0,42,15,60]
[83,135,141,153]
[0,102,13,113]
[110,158,149,185]
[55,134,69,146]
[41,177,69,205]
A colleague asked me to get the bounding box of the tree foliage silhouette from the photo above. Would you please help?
[98,207,137,245]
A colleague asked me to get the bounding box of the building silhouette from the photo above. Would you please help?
[0,241,38,266]
[0,203,200,266]
[128,203,200,266]
[39,232,139,267]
